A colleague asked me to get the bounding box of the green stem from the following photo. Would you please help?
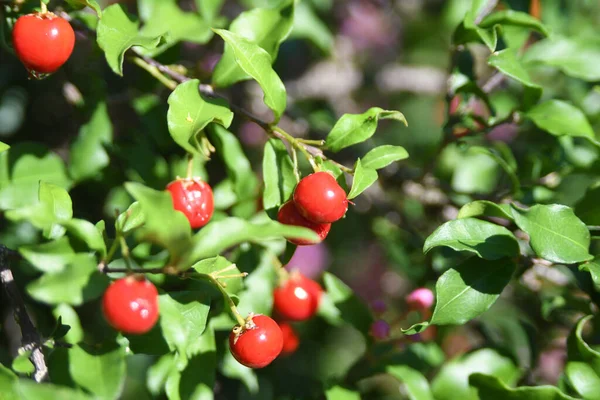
[119,236,133,271]
[40,1,47,13]
[129,56,178,90]
[186,153,194,179]
[207,275,246,326]
[272,126,318,171]
[291,148,300,182]
[296,138,325,146]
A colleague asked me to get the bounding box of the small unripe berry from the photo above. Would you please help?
[370,319,390,340]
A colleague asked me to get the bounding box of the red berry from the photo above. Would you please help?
[229,314,283,368]
[167,178,214,229]
[273,273,322,321]
[277,201,331,246]
[293,172,348,223]
[279,322,300,355]
[102,276,159,335]
[12,13,75,75]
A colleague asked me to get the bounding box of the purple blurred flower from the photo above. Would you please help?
[488,123,519,143]
[340,2,398,52]
[285,243,330,279]
[239,122,267,148]
[370,319,390,340]
[371,299,387,315]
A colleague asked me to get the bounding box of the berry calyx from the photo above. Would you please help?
[167,178,214,229]
[273,272,322,321]
[405,287,435,311]
[277,201,331,246]
[12,13,75,76]
[279,322,300,355]
[229,314,283,368]
[293,172,348,223]
[102,276,159,335]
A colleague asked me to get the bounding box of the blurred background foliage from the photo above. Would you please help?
[2,0,600,399]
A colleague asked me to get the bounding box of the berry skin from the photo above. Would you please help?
[273,273,322,321]
[12,13,75,75]
[229,314,283,369]
[167,178,214,229]
[405,288,435,311]
[102,276,159,335]
[279,322,300,355]
[293,172,348,223]
[277,201,331,246]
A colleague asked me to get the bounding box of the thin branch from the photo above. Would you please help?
[0,246,47,382]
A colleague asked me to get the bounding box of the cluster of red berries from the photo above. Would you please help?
[12,12,75,77]
[277,172,348,245]
[229,272,323,368]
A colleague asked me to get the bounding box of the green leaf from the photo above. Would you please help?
[326,107,407,153]
[0,365,18,399]
[158,292,211,356]
[524,36,600,81]
[178,325,217,399]
[432,349,520,400]
[347,159,377,199]
[423,218,519,260]
[567,315,600,374]
[510,204,593,264]
[124,182,192,263]
[17,380,94,400]
[212,1,295,87]
[452,1,498,51]
[213,29,287,122]
[190,256,244,295]
[65,0,102,16]
[0,145,71,210]
[96,4,163,75]
[12,352,35,374]
[115,201,145,234]
[195,0,224,22]
[575,186,600,225]
[167,79,234,155]
[27,254,109,306]
[221,348,258,394]
[69,102,113,182]
[488,48,542,107]
[53,304,83,344]
[526,100,598,145]
[289,1,333,52]
[458,200,514,221]
[63,219,107,257]
[479,10,550,36]
[469,373,576,400]
[19,237,75,273]
[565,362,600,400]
[580,258,600,292]
[322,272,373,333]
[180,216,318,269]
[0,142,8,153]
[69,343,126,400]
[325,385,361,400]
[387,366,434,400]
[361,145,409,170]
[430,257,516,326]
[138,0,212,56]
[208,125,258,201]
[262,139,296,212]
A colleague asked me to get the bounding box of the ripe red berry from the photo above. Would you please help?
[12,13,75,76]
[279,322,300,355]
[277,201,331,246]
[229,314,283,368]
[273,273,322,321]
[102,276,159,335]
[293,172,348,223]
[167,178,214,229]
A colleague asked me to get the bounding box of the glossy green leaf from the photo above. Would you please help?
[322,272,372,333]
[195,0,225,22]
[167,79,234,155]
[12,352,34,374]
[526,100,598,145]
[0,142,8,153]
[361,145,409,170]
[511,204,593,264]
[432,349,520,400]
[567,315,600,374]
[233,250,277,319]
[212,1,295,87]
[469,373,576,400]
[158,292,211,356]
[262,138,296,212]
[488,48,542,106]
[580,258,600,292]
[213,29,287,121]
[115,201,144,234]
[69,102,113,182]
[65,0,102,16]
[53,304,83,344]
[190,256,244,295]
[221,347,258,394]
[430,257,516,326]
[19,237,75,273]
[27,254,109,306]
[96,4,163,75]
[208,125,258,201]
[387,365,434,400]
[452,0,498,51]
[565,362,600,400]
[17,380,93,400]
[0,365,18,399]
[347,159,377,199]
[69,343,126,400]
[326,107,407,153]
[124,182,192,263]
[458,200,514,221]
[178,325,217,399]
[289,1,333,52]
[138,0,212,56]
[180,216,318,269]
[424,218,519,260]
[63,219,107,257]
[325,385,361,400]
[524,36,600,81]
[480,10,550,36]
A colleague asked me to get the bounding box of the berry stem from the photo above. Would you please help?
[186,153,194,179]
[40,1,47,13]
[296,138,325,146]
[129,56,178,90]
[207,274,246,326]
[119,236,133,271]
[272,126,319,172]
[271,254,289,282]
[291,148,300,182]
